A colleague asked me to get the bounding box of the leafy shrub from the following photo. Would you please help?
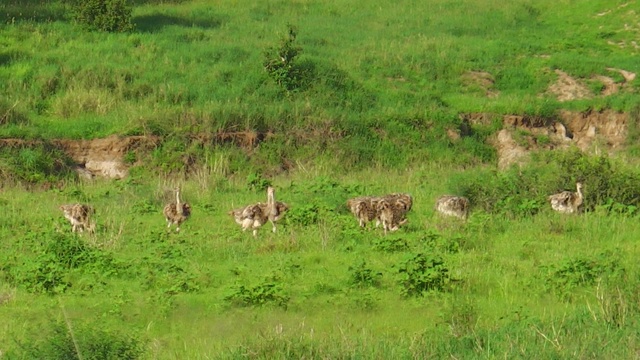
[542,251,625,296]
[3,231,117,294]
[285,203,324,226]
[71,0,134,33]
[451,150,640,216]
[263,24,309,92]
[10,320,144,359]
[131,199,157,215]
[0,143,76,185]
[246,172,272,191]
[348,260,382,288]
[419,230,464,254]
[396,253,451,296]
[546,150,640,212]
[373,236,410,253]
[225,277,289,308]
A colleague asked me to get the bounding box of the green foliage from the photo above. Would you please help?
[71,0,134,33]
[3,231,117,294]
[452,150,640,216]
[419,230,463,254]
[0,143,76,184]
[285,203,322,226]
[246,172,272,191]
[0,100,29,125]
[263,24,308,92]
[225,276,289,308]
[348,260,382,288]
[10,320,144,360]
[373,236,410,253]
[396,253,451,296]
[542,251,625,296]
[544,150,640,212]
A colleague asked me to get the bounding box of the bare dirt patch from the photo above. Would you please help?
[487,110,628,169]
[461,71,499,98]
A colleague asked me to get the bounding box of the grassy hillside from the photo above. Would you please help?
[1,0,640,359]
[1,0,638,142]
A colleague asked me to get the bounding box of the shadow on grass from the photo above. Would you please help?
[1,1,68,23]
[133,13,223,33]
[0,51,28,66]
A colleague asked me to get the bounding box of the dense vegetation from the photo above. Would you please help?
[1,0,640,358]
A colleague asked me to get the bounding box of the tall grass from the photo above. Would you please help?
[2,158,640,358]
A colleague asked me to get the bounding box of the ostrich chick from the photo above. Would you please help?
[60,203,95,233]
[548,182,584,214]
[163,187,192,232]
[435,195,470,220]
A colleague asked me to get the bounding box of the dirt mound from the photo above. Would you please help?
[0,135,160,179]
[54,135,160,179]
[547,68,636,102]
[489,110,628,169]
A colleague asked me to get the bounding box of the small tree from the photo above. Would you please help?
[71,0,134,33]
[263,24,304,92]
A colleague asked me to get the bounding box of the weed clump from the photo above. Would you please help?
[70,0,134,33]
[396,253,451,296]
[9,320,144,360]
[225,275,289,308]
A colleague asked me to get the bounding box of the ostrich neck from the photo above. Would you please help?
[267,189,276,216]
[574,185,584,207]
[176,190,183,215]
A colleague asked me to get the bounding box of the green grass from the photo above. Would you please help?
[2,0,640,358]
[1,164,640,358]
[1,0,638,141]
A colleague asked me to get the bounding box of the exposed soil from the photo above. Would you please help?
[481,109,628,169]
[0,108,632,178]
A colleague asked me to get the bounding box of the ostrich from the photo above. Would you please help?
[163,187,192,232]
[384,193,413,212]
[376,198,408,235]
[230,186,288,237]
[435,195,470,220]
[346,196,380,228]
[548,182,584,214]
[59,203,95,233]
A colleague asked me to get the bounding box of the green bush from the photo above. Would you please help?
[225,277,289,308]
[348,260,382,288]
[263,24,307,92]
[10,320,144,360]
[451,150,640,216]
[542,251,625,296]
[71,0,134,33]
[3,231,117,294]
[396,253,451,296]
[0,143,76,185]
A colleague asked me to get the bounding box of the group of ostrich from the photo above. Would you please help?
[58,182,585,235]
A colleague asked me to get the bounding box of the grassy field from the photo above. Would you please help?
[1,0,640,358]
[2,162,640,358]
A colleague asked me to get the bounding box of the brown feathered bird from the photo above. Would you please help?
[163,187,191,232]
[59,203,95,233]
[435,195,470,220]
[548,182,584,214]
[230,186,289,237]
